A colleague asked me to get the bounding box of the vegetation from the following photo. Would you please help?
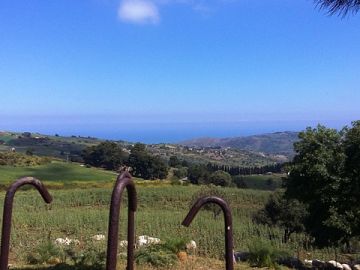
[1,121,360,268]
[315,0,360,16]
[232,174,284,190]
[0,161,117,189]
[0,152,50,167]
[126,143,169,180]
[81,141,126,170]
[190,185,229,218]
[0,131,287,168]
[285,121,360,248]
[0,131,100,161]
[208,170,232,187]
[253,191,308,243]
[187,164,209,184]
[180,131,299,157]
[247,240,290,268]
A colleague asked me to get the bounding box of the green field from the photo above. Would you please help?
[0,163,346,269]
[0,186,273,268]
[0,161,118,189]
[0,183,337,269]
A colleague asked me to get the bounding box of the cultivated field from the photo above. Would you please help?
[0,181,338,269]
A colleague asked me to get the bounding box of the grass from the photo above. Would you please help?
[0,161,115,183]
[0,163,350,269]
[0,182,339,269]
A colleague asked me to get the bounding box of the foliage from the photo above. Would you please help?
[81,141,125,170]
[127,143,169,180]
[248,240,290,268]
[232,175,248,188]
[208,170,232,187]
[1,183,347,267]
[253,191,308,243]
[285,122,360,248]
[135,238,188,267]
[0,152,50,167]
[172,166,188,179]
[187,164,209,184]
[27,240,61,264]
[135,244,178,267]
[64,243,105,269]
[314,0,360,16]
[168,155,181,167]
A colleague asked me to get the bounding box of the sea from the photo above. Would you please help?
[0,116,351,144]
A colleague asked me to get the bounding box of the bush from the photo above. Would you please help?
[208,170,232,187]
[248,240,290,268]
[135,238,188,267]
[27,240,61,265]
[0,152,50,166]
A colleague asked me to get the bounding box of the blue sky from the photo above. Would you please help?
[0,0,359,142]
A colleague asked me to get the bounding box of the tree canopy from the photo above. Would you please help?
[126,143,169,180]
[81,141,125,170]
[285,121,360,248]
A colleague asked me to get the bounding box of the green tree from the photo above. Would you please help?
[285,123,360,248]
[333,121,360,249]
[187,164,209,184]
[81,141,125,170]
[253,191,308,243]
[208,170,232,187]
[173,166,188,179]
[168,156,181,167]
[232,175,248,189]
[127,143,169,180]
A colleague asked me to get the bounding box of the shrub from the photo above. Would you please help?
[248,240,290,268]
[27,240,61,265]
[135,245,177,267]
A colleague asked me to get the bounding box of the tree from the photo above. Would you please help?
[232,175,248,189]
[126,143,169,180]
[187,164,209,184]
[81,141,125,170]
[168,156,181,167]
[173,166,188,179]
[333,121,360,250]
[285,123,360,248]
[208,170,232,187]
[314,0,360,16]
[253,191,308,243]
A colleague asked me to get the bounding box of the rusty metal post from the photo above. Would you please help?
[106,171,137,270]
[0,177,52,270]
[182,196,234,270]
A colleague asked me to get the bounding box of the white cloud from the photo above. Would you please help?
[118,0,160,24]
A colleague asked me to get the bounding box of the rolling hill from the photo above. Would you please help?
[179,131,299,156]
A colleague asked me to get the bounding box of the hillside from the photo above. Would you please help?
[0,131,112,161]
[179,131,299,157]
[0,131,287,166]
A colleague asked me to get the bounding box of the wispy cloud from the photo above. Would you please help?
[118,0,160,24]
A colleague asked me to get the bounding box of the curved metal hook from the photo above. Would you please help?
[182,196,234,270]
[106,171,137,270]
[0,177,52,270]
